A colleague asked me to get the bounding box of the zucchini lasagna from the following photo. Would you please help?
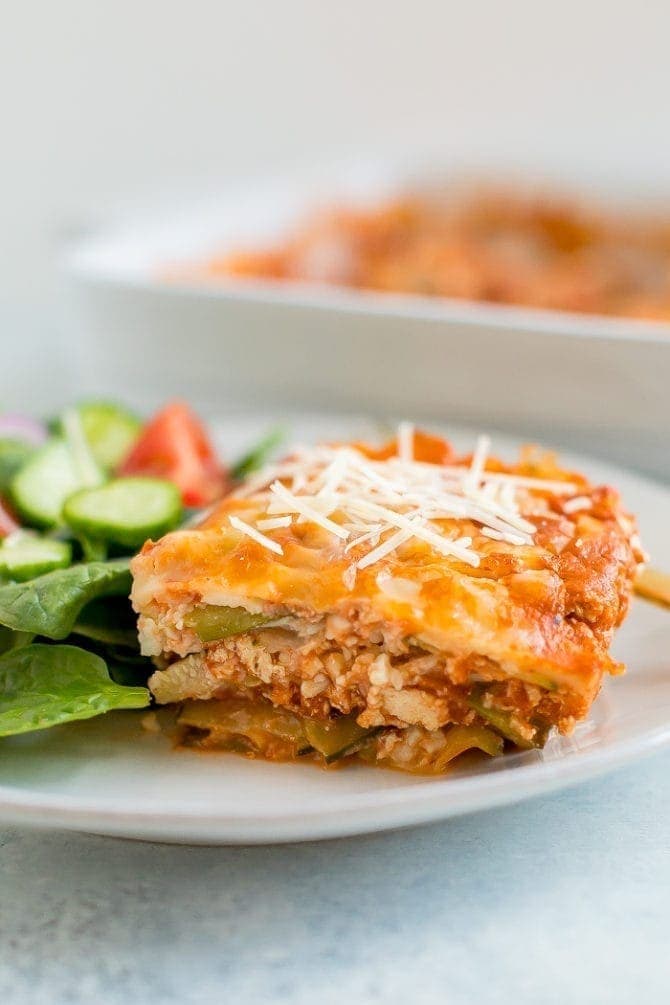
[131,428,644,773]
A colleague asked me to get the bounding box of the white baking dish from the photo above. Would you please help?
[62,161,670,480]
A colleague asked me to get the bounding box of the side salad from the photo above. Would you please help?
[0,401,278,738]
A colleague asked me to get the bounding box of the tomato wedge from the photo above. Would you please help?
[118,402,229,507]
[0,498,21,537]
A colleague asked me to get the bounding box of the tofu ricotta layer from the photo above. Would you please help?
[131,428,644,774]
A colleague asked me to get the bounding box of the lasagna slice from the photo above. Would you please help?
[130,427,643,774]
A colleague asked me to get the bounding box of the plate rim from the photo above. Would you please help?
[0,723,668,842]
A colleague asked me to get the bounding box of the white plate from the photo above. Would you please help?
[62,160,670,481]
[0,416,668,844]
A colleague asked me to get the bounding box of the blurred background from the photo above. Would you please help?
[3,0,670,333]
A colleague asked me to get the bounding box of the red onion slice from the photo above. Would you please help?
[0,414,48,445]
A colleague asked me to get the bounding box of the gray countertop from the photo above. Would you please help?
[1,751,669,1005]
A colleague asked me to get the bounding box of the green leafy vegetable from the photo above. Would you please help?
[0,559,131,639]
[78,536,109,563]
[105,652,153,688]
[72,596,139,648]
[231,427,285,480]
[0,644,149,736]
[0,625,34,654]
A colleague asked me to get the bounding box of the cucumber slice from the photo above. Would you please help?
[0,533,72,582]
[183,605,275,643]
[60,409,105,489]
[74,402,141,470]
[10,439,85,528]
[0,440,35,492]
[63,477,182,547]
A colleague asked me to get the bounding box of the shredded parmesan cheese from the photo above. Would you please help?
[228,515,284,555]
[397,422,414,462]
[256,516,293,530]
[481,526,528,546]
[563,495,592,514]
[357,527,414,570]
[465,434,491,491]
[226,423,587,584]
[268,481,349,539]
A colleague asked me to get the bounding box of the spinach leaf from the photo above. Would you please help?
[231,427,285,480]
[72,596,139,649]
[0,559,131,639]
[0,644,149,736]
[106,654,154,689]
[0,625,34,654]
[79,537,108,563]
